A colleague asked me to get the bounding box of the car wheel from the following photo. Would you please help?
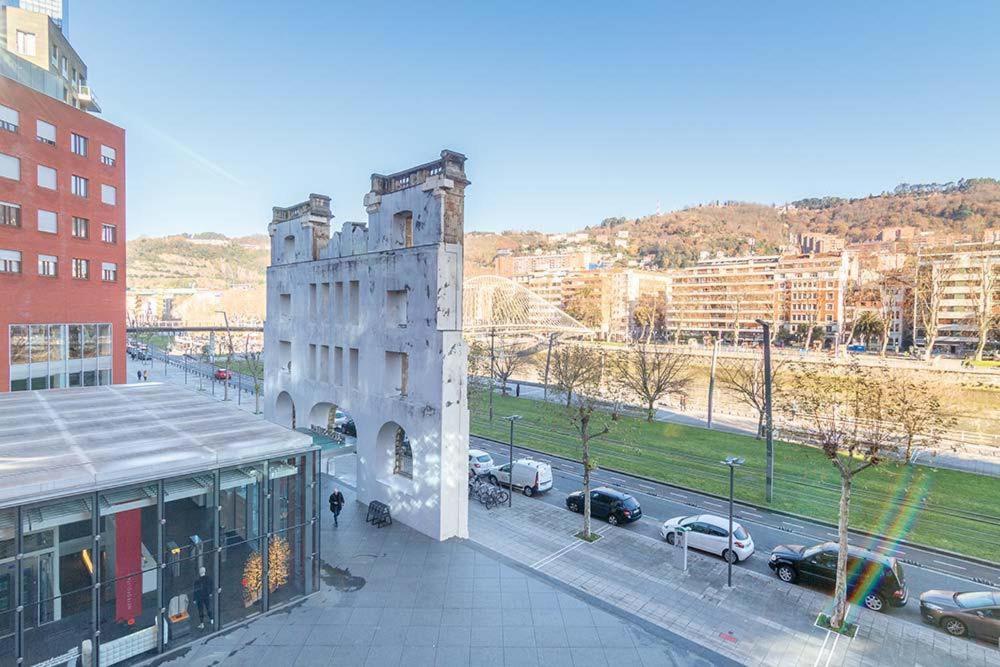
[722,549,738,564]
[863,593,886,612]
[665,532,676,545]
[568,502,579,513]
[940,617,968,637]
[488,476,498,486]
[776,565,797,583]
[607,513,619,526]
[523,486,534,497]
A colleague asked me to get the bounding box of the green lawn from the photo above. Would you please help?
[471,392,1000,562]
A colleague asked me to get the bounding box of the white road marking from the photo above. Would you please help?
[933,560,967,571]
[739,510,763,518]
[531,524,613,568]
[824,632,840,667]
[669,492,688,499]
[825,532,840,539]
[703,501,725,508]
[812,631,832,667]
[782,521,805,530]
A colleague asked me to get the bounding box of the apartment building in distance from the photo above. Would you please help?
[666,254,780,343]
[0,21,124,391]
[265,151,470,541]
[913,240,1000,355]
[775,252,849,333]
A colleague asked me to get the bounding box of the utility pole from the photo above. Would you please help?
[503,415,521,507]
[217,311,235,402]
[707,338,720,428]
[722,456,745,587]
[755,319,774,503]
[488,327,496,422]
[542,333,556,401]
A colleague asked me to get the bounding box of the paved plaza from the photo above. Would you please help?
[148,474,728,666]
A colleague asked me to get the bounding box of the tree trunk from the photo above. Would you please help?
[757,411,764,440]
[923,331,936,362]
[904,434,914,463]
[582,427,592,539]
[830,473,853,630]
[880,331,889,357]
[565,390,573,407]
[975,333,987,362]
[646,400,655,423]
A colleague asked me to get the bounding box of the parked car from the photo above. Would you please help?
[659,514,754,563]
[468,449,494,477]
[565,487,641,525]
[488,458,552,496]
[920,590,1000,641]
[846,344,867,353]
[768,542,907,612]
[214,368,232,380]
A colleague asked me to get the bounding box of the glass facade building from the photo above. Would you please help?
[7,323,113,391]
[0,378,321,666]
[0,453,320,667]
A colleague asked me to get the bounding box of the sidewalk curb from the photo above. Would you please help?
[461,537,744,667]
[472,434,1000,572]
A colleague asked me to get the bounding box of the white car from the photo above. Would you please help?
[659,514,754,563]
[488,458,553,497]
[469,449,494,477]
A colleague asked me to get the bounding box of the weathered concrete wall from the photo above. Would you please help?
[264,151,470,541]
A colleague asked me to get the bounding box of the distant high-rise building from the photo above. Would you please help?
[0,0,68,34]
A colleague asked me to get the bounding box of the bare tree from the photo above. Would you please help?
[717,357,786,438]
[632,293,667,342]
[600,350,631,420]
[784,362,895,631]
[613,339,692,422]
[492,337,529,396]
[549,344,602,407]
[465,338,489,406]
[558,348,612,541]
[914,260,956,360]
[972,255,999,361]
[242,336,264,414]
[874,271,910,357]
[886,377,954,462]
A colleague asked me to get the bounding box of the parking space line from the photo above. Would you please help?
[933,560,966,571]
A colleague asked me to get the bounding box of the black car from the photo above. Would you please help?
[768,542,908,612]
[565,487,641,525]
[920,590,1000,642]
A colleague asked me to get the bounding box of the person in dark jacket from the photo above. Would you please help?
[329,488,345,527]
[193,566,213,629]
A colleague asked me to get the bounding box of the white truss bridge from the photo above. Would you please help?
[462,275,593,339]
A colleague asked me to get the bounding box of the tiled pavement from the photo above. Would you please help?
[148,475,729,666]
[468,496,1000,667]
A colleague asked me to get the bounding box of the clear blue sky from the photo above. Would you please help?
[72,1,1000,239]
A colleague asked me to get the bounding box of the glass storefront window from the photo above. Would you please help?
[99,485,159,583]
[164,555,215,644]
[267,528,307,609]
[0,611,13,667]
[220,465,263,546]
[83,325,98,359]
[68,325,83,360]
[220,538,262,625]
[164,473,216,558]
[22,590,92,667]
[8,326,27,364]
[99,324,112,357]
[48,325,64,362]
[29,325,47,364]
[269,455,309,532]
[98,575,158,662]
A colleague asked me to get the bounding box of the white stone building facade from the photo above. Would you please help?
[264,150,470,541]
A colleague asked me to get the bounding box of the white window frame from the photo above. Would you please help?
[37,165,57,190]
[38,254,58,277]
[37,210,57,234]
[101,184,117,205]
[71,133,88,156]
[72,258,89,280]
[71,175,88,198]
[0,105,17,133]
[36,120,56,145]
[16,30,36,56]
[72,217,89,239]
[101,262,118,282]
[0,249,22,274]
[0,153,20,181]
[0,201,20,227]
[101,223,116,244]
[100,144,117,167]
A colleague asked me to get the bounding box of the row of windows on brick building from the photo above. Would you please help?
[1,103,118,165]
[0,201,117,241]
[0,250,117,281]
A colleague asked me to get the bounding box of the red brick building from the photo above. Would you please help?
[0,75,125,391]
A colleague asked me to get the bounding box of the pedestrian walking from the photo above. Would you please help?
[136,369,142,382]
[143,370,148,382]
[679,394,687,412]
[329,487,345,527]
[193,567,213,630]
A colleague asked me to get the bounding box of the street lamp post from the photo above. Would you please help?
[755,318,774,503]
[722,456,745,588]
[502,415,521,507]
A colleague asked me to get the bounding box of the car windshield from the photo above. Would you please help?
[476,455,491,462]
[733,526,749,540]
[802,545,825,559]
[955,591,994,608]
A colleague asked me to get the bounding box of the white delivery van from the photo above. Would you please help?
[488,458,553,496]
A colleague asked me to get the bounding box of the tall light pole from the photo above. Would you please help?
[755,318,774,503]
[216,310,235,402]
[502,415,521,507]
[707,338,720,428]
[721,456,745,588]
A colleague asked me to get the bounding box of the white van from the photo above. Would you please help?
[487,458,553,496]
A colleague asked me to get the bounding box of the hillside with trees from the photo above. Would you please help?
[127,234,270,290]
[465,178,1000,272]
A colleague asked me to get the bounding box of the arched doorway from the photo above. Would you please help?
[377,421,412,480]
[307,402,357,444]
[274,391,296,429]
